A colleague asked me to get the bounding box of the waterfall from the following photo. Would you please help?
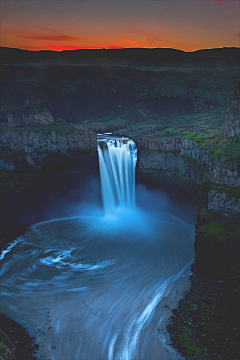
[97,135,137,216]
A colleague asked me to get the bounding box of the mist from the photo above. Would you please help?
[0,137,198,360]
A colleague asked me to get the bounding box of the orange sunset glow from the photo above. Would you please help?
[1,0,240,51]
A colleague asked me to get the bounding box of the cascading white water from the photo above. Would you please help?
[97,136,137,216]
[0,133,196,360]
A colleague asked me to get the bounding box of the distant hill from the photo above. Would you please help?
[193,47,240,57]
[1,46,239,65]
[0,46,239,124]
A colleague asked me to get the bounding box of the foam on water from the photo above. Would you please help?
[0,135,196,360]
[0,209,195,359]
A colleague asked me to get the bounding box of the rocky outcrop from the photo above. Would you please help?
[7,108,56,127]
[208,189,240,217]
[123,134,209,190]
[133,135,210,164]
[0,158,16,172]
[125,125,240,214]
[0,127,96,153]
[207,158,240,186]
[0,126,97,172]
[133,135,182,152]
[139,150,205,185]
[224,80,240,140]
[131,132,240,188]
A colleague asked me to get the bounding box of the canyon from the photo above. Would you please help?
[0,47,239,360]
[0,81,240,279]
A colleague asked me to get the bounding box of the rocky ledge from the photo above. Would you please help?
[0,124,97,172]
[167,266,240,360]
[0,126,96,153]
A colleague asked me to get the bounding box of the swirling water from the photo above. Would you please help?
[0,137,195,359]
[0,205,194,360]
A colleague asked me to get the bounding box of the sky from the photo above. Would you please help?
[1,0,240,52]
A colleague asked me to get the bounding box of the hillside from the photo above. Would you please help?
[0,47,239,124]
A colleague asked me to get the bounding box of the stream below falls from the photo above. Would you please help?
[0,205,195,360]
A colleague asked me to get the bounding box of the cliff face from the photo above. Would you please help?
[224,80,240,140]
[0,126,96,172]
[133,136,209,185]
[131,130,240,278]
[129,134,239,210]
[139,147,206,186]
[208,189,240,216]
[0,127,96,153]
[134,135,210,165]
[207,158,240,186]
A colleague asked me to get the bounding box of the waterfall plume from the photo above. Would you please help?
[97,135,137,216]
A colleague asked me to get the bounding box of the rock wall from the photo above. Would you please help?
[139,150,205,185]
[133,135,210,165]
[127,132,240,216]
[0,126,97,172]
[208,189,240,217]
[224,80,240,140]
[207,158,240,186]
[0,127,96,153]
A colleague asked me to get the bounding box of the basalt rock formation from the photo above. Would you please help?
[0,126,96,172]
[224,79,240,140]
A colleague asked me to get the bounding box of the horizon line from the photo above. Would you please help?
[1,45,240,53]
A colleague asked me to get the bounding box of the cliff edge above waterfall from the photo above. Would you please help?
[0,124,97,173]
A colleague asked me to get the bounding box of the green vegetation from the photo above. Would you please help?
[206,136,240,163]
[197,208,240,244]
[111,106,227,149]
[0,123,77,135]
[0,345,6,355]
[0,59,238,125]
[137,67,239,110]
[168,279,240,360]
[0,151,25,158]
[209,183,240,197]
[142,148,150,154]
[162,107,226,143]
[75,117,126,128]
[170,325,209,359]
